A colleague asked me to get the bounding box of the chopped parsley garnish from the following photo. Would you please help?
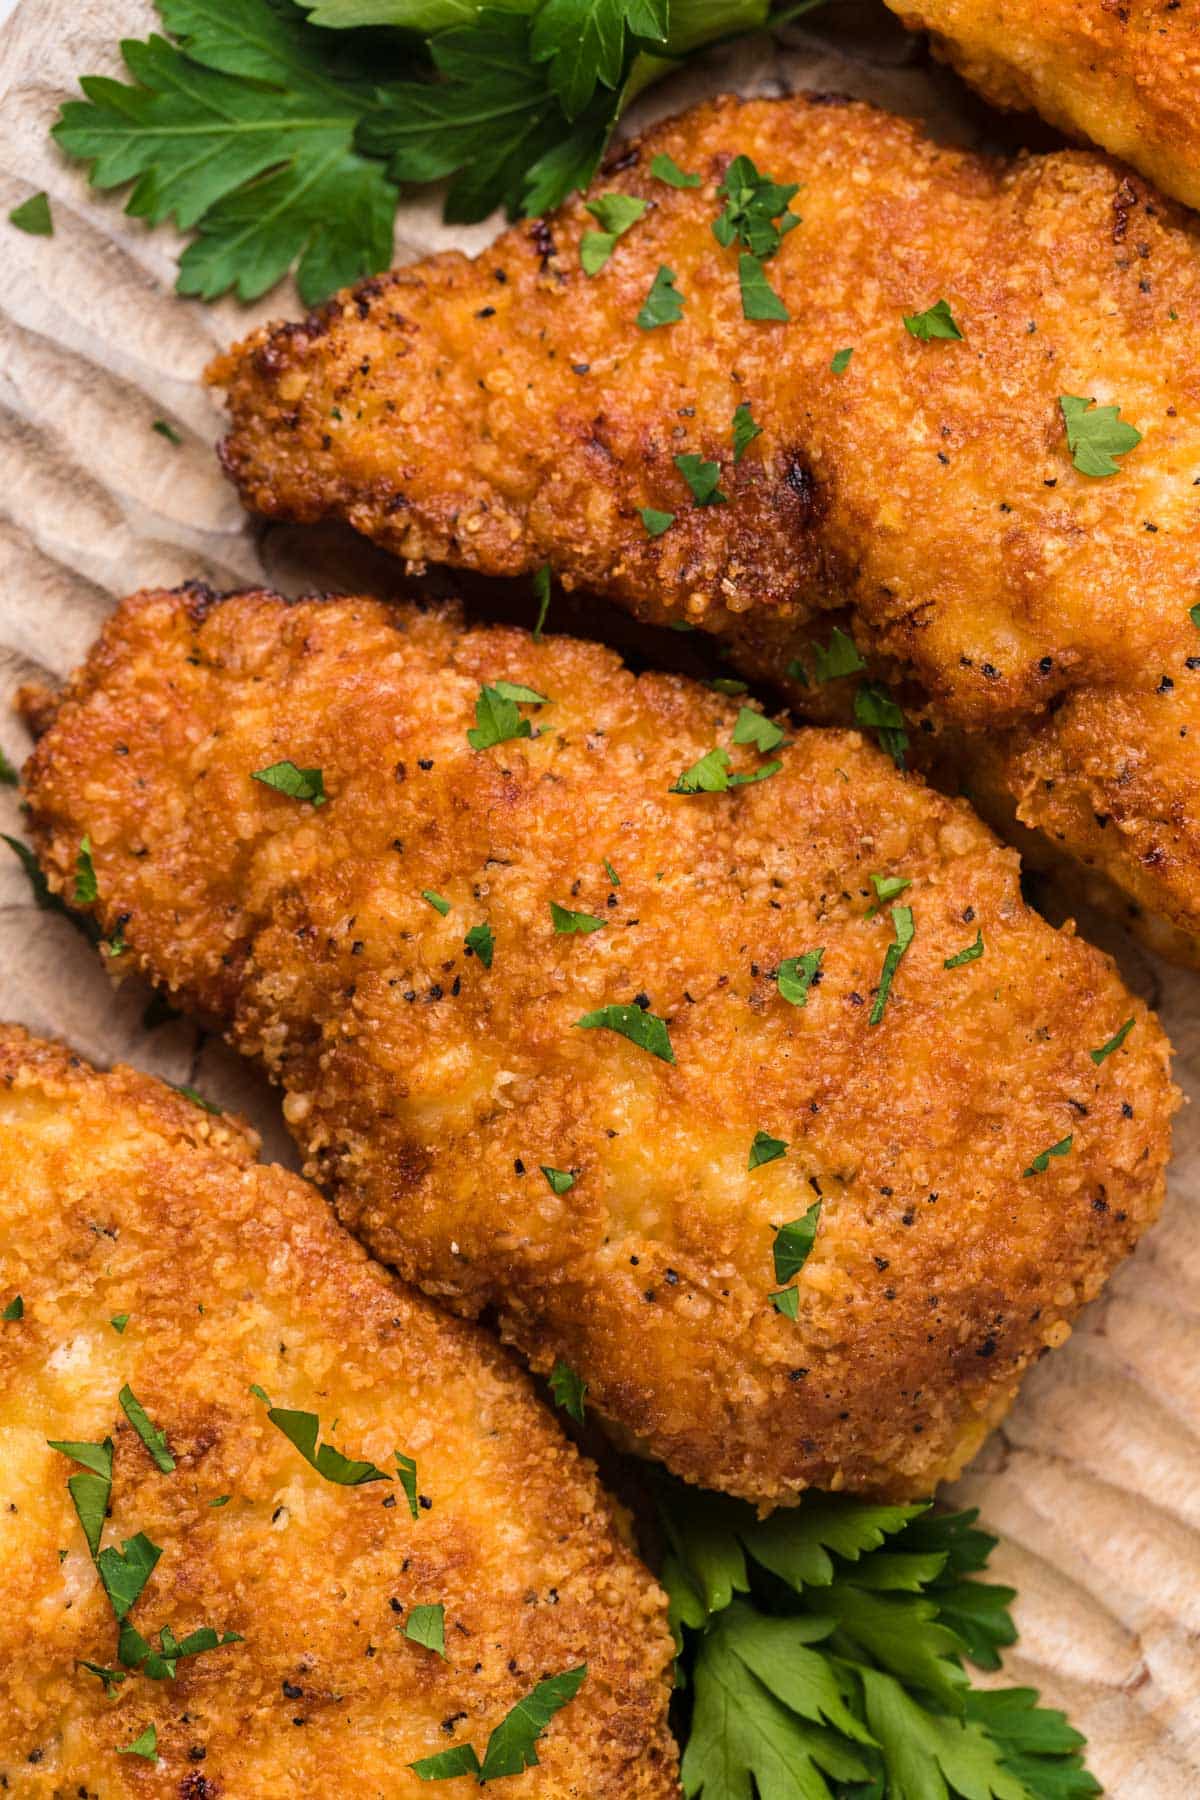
[674,453,727,505]
[74,836,98,904]
[152,418,182,445]
[251,760,326,805]
[119,1384,175,1474]
[776,950,823,1007]
[731,706,786,753]
[603,859,621,886]
[809,627,865,683]
[410,1664,588,1783]
[467,683,537,750]
[48,1436,114,1559]
[650,151,700,188]
[867,871,911,916]
[491,680,549,705]
[731,401,762,462]
[712,154,799,259]
[770,1286,800,1318]
[9,191,53,235]
[3,832,100,944]
[422,890,452,916]
[710,677,749,696]
[80,1661,127,1695]
[98,1531,162,1620]
[1090,1017,1134,1065]
[111,1314,130,1333]
[855,681,909,766]
[738,252,789,321]
[548,1358,588,1424]
[869,905,914,1025]
[670,746,780,793]
[395,1451,420,1521]
[550,900,605,934]
[636,263,684,328]
[175,1084,221,1113]
[903,298,963,342]
[0,746,17,785]
[640,506,676,536]
[576,1002,675,1062]
[2,1295,22,1321]
[945,929,985,969]
[580,192,648,273]
[748,1130,787,1170]
[1060,394,1143,477]
[405,1603,446,1658]
[117,1725,158,1762]
[532,562,551,640]
[1191,602,1200,631]
[541,1166,575,1194]
[831,345,854,374]
[209,1495,230,1507]
[464,921,494,967]
[119,1620,242,1680]
[661,1478,1100,1800]
[773,1201,822,1284]
[261,1402,392,1486]
[1024,1134,1074,1177]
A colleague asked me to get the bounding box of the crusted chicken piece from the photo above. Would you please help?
[20,587,1178,1506]
[884,0,1200,216]
[0,1025,676,1796]
[210,93,1200,957]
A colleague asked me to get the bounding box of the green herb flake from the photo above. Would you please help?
[97,1531,162,1620]
[831,346,854,374]
[422,890,452,916]
[710,677,749,696]
[810,627,865,683]
[532,562,551,640]
[732,707,786,754]
[603,859,621,887]
[79,1659,127,1695]
[410,1743,482,1781]
[650,152,700,188]
[869,905,915,1026]
[261,1401,392,1487]
[944,929,985,969]
[152,418,182,445]
[491,680,548,706]
[541,1166,575,1196]
[1060,393,1143,477]
[119,1384,175,1474]
[748,1130,787,1171]
[855,681,909,767]
[175,1084,221,1114]
[251,761,326,805]
[47,1436,114,1561]
[671,746,732,794]
[395,1450,420,1521]
[467,684,535,751]
[464,921,494,967]
[1024,1134,1074,1177]
[410,1665,588,1784]
[732,401,763,462]
[2,1296,22,1321]
[867,872,911,916]
[773,1201,822,1284]
[769,1285,800,1319]
[713,154,799,259]
[550,900,605,935]
[575,1002,674,1063]
[903,299,963,342]
[74,836,98,905]
[117,1725,158,1762]
[640,506,676,536]
[405,1602,447,1658]
[1091,1017,1134,1065]
[580,192,648,273]
[776,950,823,1008]
[674,453,727,506]
[549,1358,588,1424]
[10,191,53,236]
[636,263,684,329]
[208,1495,231,1507]
[738,252,789,321]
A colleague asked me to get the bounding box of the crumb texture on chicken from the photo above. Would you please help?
[0,1024,677,1797]
[885,0,1200,214]
[22,588,1178,1505]
[210,93,1200,951]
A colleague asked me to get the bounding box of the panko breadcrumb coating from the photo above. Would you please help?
[210,93,1200,958]
[20,587,1178,1505]
[0,1025,677,1797]
[884,0,1200,215]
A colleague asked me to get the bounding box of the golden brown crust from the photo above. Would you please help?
[20,587,1179,1507]
[0,1024,677,1796]
[210,92,1200,953]
[884,0,1200,215]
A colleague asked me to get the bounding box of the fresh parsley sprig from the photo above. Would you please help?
[660,1479,1100,1800]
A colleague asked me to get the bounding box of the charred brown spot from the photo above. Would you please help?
[180,1777,220,1799]
[181,580,221,625]
[602,141,640,175]
[1112,176,1139,244]
[528,219,555,268]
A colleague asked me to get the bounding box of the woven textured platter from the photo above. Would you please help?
[2,4,1199,1790]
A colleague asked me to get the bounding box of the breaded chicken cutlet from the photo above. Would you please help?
[211,95,1200,962]
[884,0,1200,215]
[0,1026,677,1796]
[19,587,1178,1508]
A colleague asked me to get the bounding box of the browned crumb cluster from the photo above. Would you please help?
[0,1025,677,1796]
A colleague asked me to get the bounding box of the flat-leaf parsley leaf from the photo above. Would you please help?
[1060,393,1142,477]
